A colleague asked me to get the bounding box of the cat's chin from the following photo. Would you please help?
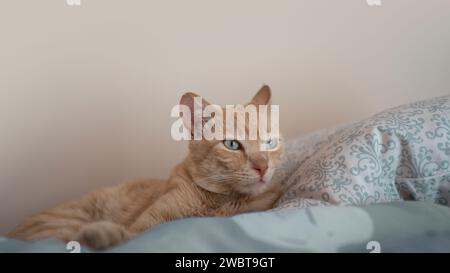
[238,179,272,196]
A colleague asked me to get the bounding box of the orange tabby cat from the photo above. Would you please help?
[8,85,284,250]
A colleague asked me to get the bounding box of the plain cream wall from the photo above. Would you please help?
[1,0,450,234]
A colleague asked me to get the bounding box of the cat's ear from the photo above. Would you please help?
[249,85,272,105]
[179,92,211,131]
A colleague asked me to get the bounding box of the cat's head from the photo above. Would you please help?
[179,85,284,196]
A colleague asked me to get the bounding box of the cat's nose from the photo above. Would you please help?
[252,161,268,177]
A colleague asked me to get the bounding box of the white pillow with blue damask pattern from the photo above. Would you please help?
[276,96,450,209]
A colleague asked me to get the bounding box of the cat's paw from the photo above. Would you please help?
[74,221,133,250]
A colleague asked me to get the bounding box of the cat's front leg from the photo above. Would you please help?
[128,188,188,234]
[242,184,282,212]
[128,213,165,234]
[213,184,281,216]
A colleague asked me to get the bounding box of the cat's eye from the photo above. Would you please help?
[265,138,279,150]
[223,140,241,150]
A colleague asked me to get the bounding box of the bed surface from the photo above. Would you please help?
[1,201,450,253]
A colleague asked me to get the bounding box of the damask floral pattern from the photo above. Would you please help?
[277,95,450,209]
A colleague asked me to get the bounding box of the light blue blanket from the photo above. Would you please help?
[1,201,450,253]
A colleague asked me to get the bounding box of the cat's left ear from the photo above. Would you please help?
[249,85,272,105]
[179,92,212,131]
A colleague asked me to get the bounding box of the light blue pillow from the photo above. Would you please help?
[277,96,450,209]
